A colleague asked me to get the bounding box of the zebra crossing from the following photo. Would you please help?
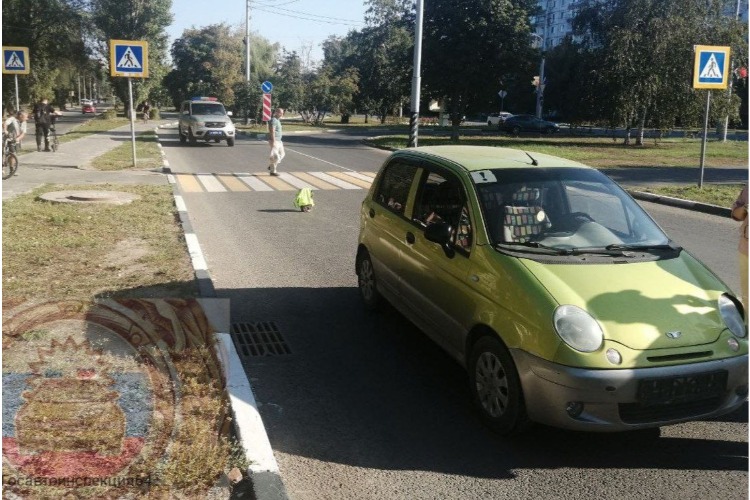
[170,171,376,193]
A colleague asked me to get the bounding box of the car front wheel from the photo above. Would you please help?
[511,126,521,136]
[469,336,529,435]
[227,138,235,147]
[188,129,197,144]
[179,127,187,143]
[357,249,381,310]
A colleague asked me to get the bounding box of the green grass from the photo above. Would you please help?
[2,184,197,300]
[367,135,748,168]
[91,130,164,170]
[640,184,744,207]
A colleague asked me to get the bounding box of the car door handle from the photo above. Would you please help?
[406,232,415,244]
[369,208,375,218]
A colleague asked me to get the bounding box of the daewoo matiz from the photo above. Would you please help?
[356,146,747,434]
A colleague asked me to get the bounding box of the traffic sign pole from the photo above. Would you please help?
[699,91,711,189]
[128,78,137,167]
[14,75,19,112]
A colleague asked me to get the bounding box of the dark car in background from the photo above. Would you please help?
[500,114,559,135]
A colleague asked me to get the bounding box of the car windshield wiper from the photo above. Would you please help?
[605,243,681,252]
[495,241,573,255]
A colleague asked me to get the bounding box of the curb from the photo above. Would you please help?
[155,129,288,500]
[628,190,731,217]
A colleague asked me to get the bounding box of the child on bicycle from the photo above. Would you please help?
[3,110,28,150]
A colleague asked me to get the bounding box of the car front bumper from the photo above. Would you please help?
[512,349,748,431]
[192,127,235,140]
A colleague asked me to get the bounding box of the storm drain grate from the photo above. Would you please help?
[231,321,291,357]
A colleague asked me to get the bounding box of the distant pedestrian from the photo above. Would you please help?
[142,101,151,123]
[267,108,285,176]
[731,185,748,313]
[32,98,61,152]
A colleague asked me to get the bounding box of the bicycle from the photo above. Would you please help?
[2,135,19,179]
[49,120,59,152]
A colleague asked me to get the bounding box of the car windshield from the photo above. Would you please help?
[192,103,226,116]
[474,167,670,253]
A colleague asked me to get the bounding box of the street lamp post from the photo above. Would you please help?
[408,0,424,148]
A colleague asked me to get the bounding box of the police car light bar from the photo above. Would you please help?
[191,96,218,101]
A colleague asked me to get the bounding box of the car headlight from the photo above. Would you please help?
[718,294,746,338]
[194,121,205,127]
[553,305,603,352]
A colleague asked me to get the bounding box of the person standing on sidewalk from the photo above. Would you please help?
[267,108,285,176]
[731,185,748,314]
[32,98,61,152]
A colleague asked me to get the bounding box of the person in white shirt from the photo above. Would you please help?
[3,111,28,148]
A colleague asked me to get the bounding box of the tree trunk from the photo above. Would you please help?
[635,106,646,146]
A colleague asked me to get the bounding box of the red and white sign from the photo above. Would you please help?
[262,93,272,121]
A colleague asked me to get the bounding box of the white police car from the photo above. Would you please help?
[178,97,236,146]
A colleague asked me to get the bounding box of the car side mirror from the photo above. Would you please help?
[424,222,455,258]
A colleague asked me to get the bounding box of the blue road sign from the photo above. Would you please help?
[261,81,273,93]
[110,40,149,78]
[2,46,29,75]
[693,45,730,89]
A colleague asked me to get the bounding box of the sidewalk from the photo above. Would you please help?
[2,121,167,202]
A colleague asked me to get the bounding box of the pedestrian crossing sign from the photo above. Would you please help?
[110,40,148,78]
[693,45,730,89]
[2,46,30,74]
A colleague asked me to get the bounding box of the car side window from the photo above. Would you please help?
[414,170,473,253]
[374,161,418,215]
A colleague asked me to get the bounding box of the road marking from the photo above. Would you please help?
[292,171,339,190]
[288,148,356,172]
[341,171,375,183]
[176,174,204,192]
[260,173,296,191]
[277,172,316,190]
[236,173,274,191]
[216,174,251,191]
[174,194,187,212]
[309,172,360,189]
[173,171,375,192]
[326,171,372,188]
[197,173,227,192]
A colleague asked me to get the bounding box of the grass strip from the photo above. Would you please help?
[90,130,164,171]
[367,135,748,168]
[2,184,197,301]
[640,184,745,207]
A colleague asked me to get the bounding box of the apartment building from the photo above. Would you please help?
[534,0,748,50]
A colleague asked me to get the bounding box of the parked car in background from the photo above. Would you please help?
[500,114,559,135]
[82,102,96,114]
[356,145,747,435]
[487,112,513,127]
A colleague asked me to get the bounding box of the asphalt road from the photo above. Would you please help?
[162,127,748,500]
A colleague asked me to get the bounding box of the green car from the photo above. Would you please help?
[356,145,747,434]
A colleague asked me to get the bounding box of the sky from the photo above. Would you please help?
[168,0,368,64]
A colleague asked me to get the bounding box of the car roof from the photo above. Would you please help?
[392,146,592,172]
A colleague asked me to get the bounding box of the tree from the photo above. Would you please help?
[421,0,539,140]
[165,26,278,109]
[2,0,89,109]
[89,0,173,109]
[572,0,744,144]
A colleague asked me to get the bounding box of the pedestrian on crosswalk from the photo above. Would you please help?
[267,108,285,176]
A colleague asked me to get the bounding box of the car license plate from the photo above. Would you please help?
[207,131,221,136]
[637,370,727,405]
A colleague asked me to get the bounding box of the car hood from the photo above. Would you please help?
[521,253,729,350]
[192,114,231,123]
